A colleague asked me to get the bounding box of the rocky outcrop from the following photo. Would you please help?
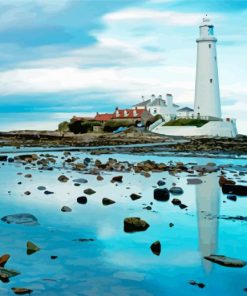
[219,176,236,186]
[222,184,247,196]
[204,255,246,267]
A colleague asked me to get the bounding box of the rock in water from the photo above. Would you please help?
[130,193,142,201]
[150,241,161,256]
[222,184,247,196]
[153,188,170,201]
[11,288,33,295]
[219,176,236,186]
[227,195,237,202]
[26,241,40,255]
[111,176,123,183]
[187,178,203,185]
[37,186,46,191]
[97,175,104,181]
[1,214,39,226]
[83,188,96,195]
[171,198,181,206]
[169,187,184,195]
[204,255,246,267]
[58,175,69,182]
[124,217,149,233]
[0,254,10,267]
[0,156,8,162]
[61,206,72,212]
[157,180,166,186]
[72,178,88,184]
[102,198,116,206]
[77,196,87,204]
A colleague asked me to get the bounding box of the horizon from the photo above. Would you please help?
[0,0,246,134]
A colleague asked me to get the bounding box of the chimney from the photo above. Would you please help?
[166,94,173,111]
[151,94,155,102]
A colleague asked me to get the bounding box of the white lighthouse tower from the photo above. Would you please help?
[194,17,221,119]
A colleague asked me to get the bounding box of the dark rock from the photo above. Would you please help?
[58,175,69,183]
[77,196,87,204]
[1,213,39,226]
[227,195,237,202]
[61,206,72,212]
[111,176,123,183]
[37,186,46,191]
[24,191,31,196]
[130,193,142,201]
[222,184,247,196]
[83,157,91,166]
[150,241,161,256]
[157,180,166,186]
[72,178,88,184]
[0,156,8,162]
[50,256,58,260]
[169,223,174,227]
[169,187,184,195]
[26,241,40,255]
[171,198,181,206]
[204,255,246,267]
[143,206,152,210]
[102,198,115,206]
[187,178,203,185]
[11,288,33,295]
[83,188,96,195]
[97,175,104,181]
[44,190,54,195]
[154,188,170,202]
[198,283,205,289]
[24,174,32,178]
[124,217,149,233]
[219,176,236,186]
[8,158,14,163]
[179,204,188,210]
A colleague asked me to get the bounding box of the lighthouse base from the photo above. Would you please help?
[151,119,237,138]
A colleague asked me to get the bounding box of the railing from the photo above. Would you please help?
[148,119,163,131]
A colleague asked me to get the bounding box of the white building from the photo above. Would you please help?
[177,107,194,118]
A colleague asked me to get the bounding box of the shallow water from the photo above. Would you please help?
[0,149,246,296]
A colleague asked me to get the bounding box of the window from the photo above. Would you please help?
[210,79,213,83]
[209,44,211,48]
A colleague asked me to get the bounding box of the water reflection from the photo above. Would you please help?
[196,173,220,273]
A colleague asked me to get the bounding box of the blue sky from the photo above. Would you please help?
[0,0,246,133]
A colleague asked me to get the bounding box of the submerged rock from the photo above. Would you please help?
[83,188,96,195]
[11,288,33,295]
[222,184,247,196]
[187,178,203,185]
[26,241,40,255]
[0,254,10,268]
[171,198,181,206]
[130,193,142,201]
[37,186,46,191]
[0,156,8,162]
[219,176,236,187]
[111,176,123,183]
[1,213,39,226]
[204,255,246,267]
[61,206,72,212]
[157,180,166,186]
[150,241,161,256]
[102,198,116,206]
[72,178,88,184]
[124,217,149,233]
[169,187,184,195]
[58,175,69,183]
[77,196,87,204]
[44,190,54,195]
[153,188,170,202]
[227,195,237,202]
[97,175,104,181]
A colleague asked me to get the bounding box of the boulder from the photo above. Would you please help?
[97,175,104,181]
[102,198,116,206]
[77,196,87,204]
[58,175,69,183]
[150,241,161,256]
[0,156,7,162]
[169,187,184,195]
[153,188,170,202]
[222,184,247,196]
[204,255,246,267]
[124,217,149,233]
[61,206,72,212]
[0,254,10,268]
[157,180,166,186]
[111,176,123,183]
[171,198,181,206]
[187,178,203,185]
[227,195,237,202]
[26,241,40,255]
[1,213,39,226]
[11,288,33,295]
[72,178,88,184]
[219,176,236,186]
[83,188,96,195]
[130,193,142,201]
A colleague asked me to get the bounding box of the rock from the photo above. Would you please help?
[1,213,39,226]
[44,190,54,195]
[77,196,87,204]
[130,193,141,201]
[72,178,88,184]
[227,195,237,202]
[169,223,174,228]
[111,176,123,183]
[24,191,31,196]
[0,268,20,281]
[204,255,246,267]
[198,283,205,289]
[171,198,181,206]
[169,187,184,195]
[11,288,33,295]
[50,256,58,260]
[97,175,104,181]
[24,174,32,178]
[142,172,151,178]
[187,178,203,185]
[189,280,197,286]
[72,238,95,242]
[83,188,96,195]
[26,241,40,255]
[153,188,170,202]
[188,280,205,288]
[0,254,10,268]
[58,175,69,182]
[0,156,8,162]
[150,241,161,256]
[143,206,152,211]
[179,204,188,210]
[37,186,46,191]
[102,198,116,206]
[83,157,91,166]
[219,176,236,186]
[192,165,218,173]
[124,217,150,233]
[61,206,72,212]
[157,180,166,186]
[8,158,14,163]
[222,184,247,196]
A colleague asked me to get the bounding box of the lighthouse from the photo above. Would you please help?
[194,17,221,119]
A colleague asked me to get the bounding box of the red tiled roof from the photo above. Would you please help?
[94,113,113,121]
[112,108,147,119]
[72,116,95,121]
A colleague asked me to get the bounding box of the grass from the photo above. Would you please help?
[163,118,209,128]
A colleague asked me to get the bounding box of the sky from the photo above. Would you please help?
[0,0,246,133]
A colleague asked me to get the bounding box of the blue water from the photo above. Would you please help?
[0,149,246,295]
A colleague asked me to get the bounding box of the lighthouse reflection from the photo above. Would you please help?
[196,173,220,273]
